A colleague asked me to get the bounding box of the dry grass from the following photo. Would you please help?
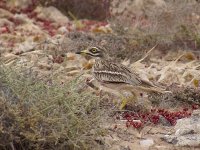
[0,65,104,150]
[38,0,110,20]
[110,0,200,51]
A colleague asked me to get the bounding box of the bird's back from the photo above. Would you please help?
[92,59,142,86]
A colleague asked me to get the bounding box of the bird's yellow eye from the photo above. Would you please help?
[91,48,97,53]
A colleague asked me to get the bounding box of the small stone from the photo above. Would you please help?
[14,14,32,24]
[159,115,171,126]
[2,53,18,62]
[14,40,35,54]
[38,62,52,70]
[65,67,79,72]
[66,70,80,76]
[58,26,69,34]
[16,23,44,34]
[66,52,76,60]
[34,6,69,24]
[162,135,178,144]
[139,139,154,147]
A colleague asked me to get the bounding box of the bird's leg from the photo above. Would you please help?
[116,86,139,110]
[86,77,94,86]
[86,78,98,90]
[130,91,138,103]
[103,89,123,106]
[98,85,103,98]
[119,91,138,110]
[119,95,128,110]
[86,78,104,98]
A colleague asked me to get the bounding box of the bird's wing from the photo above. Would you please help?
[93,59,169,93]
[93,59,142,85]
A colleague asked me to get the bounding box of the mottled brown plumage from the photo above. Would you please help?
[76,46,166,94]
[76,46,170,109]
[77,47,161,88]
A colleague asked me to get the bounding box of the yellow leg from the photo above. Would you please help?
[119,92,138,110]
[119,96,128,110]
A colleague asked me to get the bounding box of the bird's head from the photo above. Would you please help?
[76,46,106,58]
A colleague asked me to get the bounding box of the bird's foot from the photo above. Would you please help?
[119,94,138,110]
[119,98,128,110]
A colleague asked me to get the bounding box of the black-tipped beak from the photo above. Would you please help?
[75,49,88,55]
[75,51,81,54]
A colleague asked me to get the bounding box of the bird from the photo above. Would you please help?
[76,46,168,109]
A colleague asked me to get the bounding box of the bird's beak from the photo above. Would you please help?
[76,49,88,55]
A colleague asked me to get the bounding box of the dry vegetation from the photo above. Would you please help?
[0,65,105,149]
[38,0,110,20]
[110,0,200,52]
[1,0,200,149]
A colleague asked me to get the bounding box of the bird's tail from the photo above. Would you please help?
[137,79,171,94]
[136,86,171,94]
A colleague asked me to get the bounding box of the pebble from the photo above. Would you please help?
[140,139,154,147]
[66,70,80,76]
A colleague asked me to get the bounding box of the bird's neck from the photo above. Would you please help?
[95,57,102,60]
[94,57,108,63]
[95,54,109,59]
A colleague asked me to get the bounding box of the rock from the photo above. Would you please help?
[66,70,80,76]
[0,18,14,27]
[175,128,194,136]
[14,40,36,54]
[16,23,45,34]
[162,110,200,147]
[2,53,18,62]
[14,14,33,24]
[174,118,194,136]
[176,134,200,147]
[34,6,69,24]
[163,134,200,147]
[162,135,178,144]
[57,26,69,34]
[139,138,154,148]
[7,0,32,9]
[159,115,171,126]
[38,62,52,70]
[175,110,200,135]
[0,8,14,18]
[63,59,83,69]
